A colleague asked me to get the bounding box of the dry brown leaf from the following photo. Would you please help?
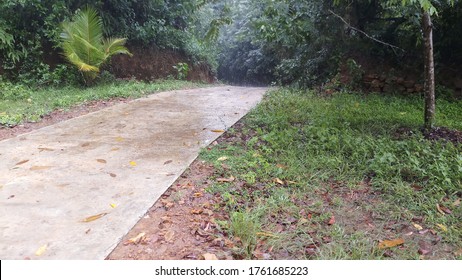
[81,143,91,147]
[439,205,452,214]
[436,204,446,215]
[111,147,120,151]
[164,160,173,165]
[109,173,117,178]
[378,238,405,249]
[38,147,54,152]
[30,166,52,171]
[273,178,284,185]
[124,232,146,245]
[193,192,203,197]
[211,129,225,133]
[453,199,461,207]
[256,232,278,238]
[81,212,108,223]
[191,209,204,214]
[15,160,29,166]
[202,253,218,260]
[276,164,287,169]
[217,176,235,183]
[35,244,47,256]
[328,215,335,225]
[96,159,107,164]
[454,248,462,257]
[164,230,175,242]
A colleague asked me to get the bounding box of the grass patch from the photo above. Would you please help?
[201,88,462,259]
[0,79,206,126]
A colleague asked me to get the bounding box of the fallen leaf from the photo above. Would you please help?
[256,232,278,238]
[81,212,107,223]
[129,161,137,166]
[191,209,204,214]
[7,195,15,199]
[115,137,124,142]
[436,224,447,232]
[109,173,117,178]
[211,129,225,133]
[38,147,54,152]
[85,229,91,234]
[328,215,335,225]
[217,176,235,183]
[454,248,462,257]
[273,178,284,185]
[276,164,287,169]
[96,159,107,164]
[418,241,432,256]
[453,199,461,207]
[164,230,175,242]
[81,143,90,147]
[30,166,52,171]
[217,156,228,161]
[413,223,423,231]
[110,203,117,208]
[163,160,172,165]
[378,238,405,249]
[35,244,47,256]
[124,232,146,245]
[202,253,218,260]
[439,205,452,214]
[436,204,446,215]
[15,160,29,166]
[111,147,120,151]
[193,192,203,197]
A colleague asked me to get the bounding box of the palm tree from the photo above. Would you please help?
[60,7,131,83]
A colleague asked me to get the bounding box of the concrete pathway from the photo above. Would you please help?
[0,86,266,259]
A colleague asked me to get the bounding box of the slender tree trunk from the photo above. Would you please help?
[422,12,435,130]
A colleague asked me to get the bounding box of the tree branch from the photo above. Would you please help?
[328,9,405,53]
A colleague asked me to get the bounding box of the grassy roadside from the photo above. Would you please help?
[0,79,206,126]
[200,88,462,259]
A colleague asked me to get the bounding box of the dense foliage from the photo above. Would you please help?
[217,0,461,87]
[0,0,216,84]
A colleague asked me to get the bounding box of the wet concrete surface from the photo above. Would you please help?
[0,86,266,259]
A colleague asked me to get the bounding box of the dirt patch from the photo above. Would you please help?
[110,46,215,83]
[423,126,462,145]
[107,160,236,260]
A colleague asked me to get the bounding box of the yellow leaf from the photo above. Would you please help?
[413,223,423,231]
[436,204,446,215]
[115,137,125,142]
[273,178,284,185]
[378,238,405,249]
[436,224,447,232]
[30,166,52,171]
[110,203,117,208]
[202,253,218,260]
[217,176,235,182]
[211,129,225,133]
[81,212,108,223]
[124,232,146,245]
[217,156,228,161]
[129,161,137,166]
[35,244,48,256]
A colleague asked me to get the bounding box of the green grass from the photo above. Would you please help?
[0,79,205,126]
[201,88,462,259]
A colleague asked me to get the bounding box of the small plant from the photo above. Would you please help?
[60,7,131,84]
[173,62,189,80]
[346,58,364,89]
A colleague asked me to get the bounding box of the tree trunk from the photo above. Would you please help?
[422,12,435,130]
